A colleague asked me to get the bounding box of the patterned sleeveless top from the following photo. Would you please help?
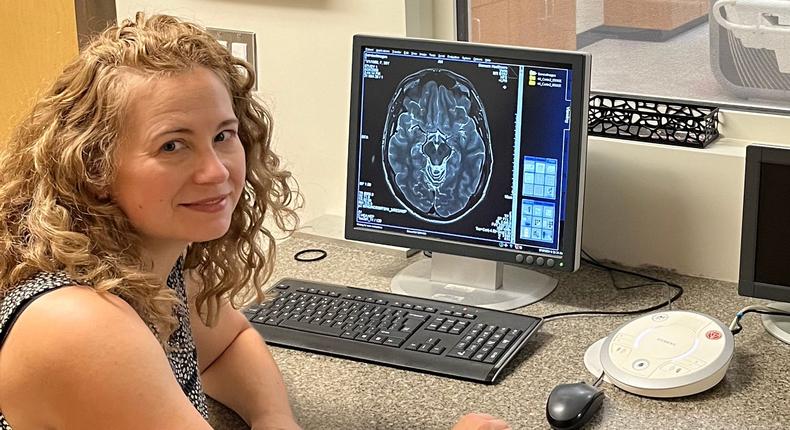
[0,258,209,429]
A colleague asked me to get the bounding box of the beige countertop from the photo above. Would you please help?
[207,236,790,430]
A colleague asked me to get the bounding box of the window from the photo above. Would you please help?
[458,0,790,112]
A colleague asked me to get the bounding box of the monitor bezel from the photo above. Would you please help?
[345,35,590,272]
[739,144,790,302]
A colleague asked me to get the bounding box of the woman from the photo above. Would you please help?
[0,13,508,430]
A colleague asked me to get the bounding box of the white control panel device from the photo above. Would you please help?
[597,310,734,398]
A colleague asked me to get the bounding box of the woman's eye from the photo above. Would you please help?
[215,130,236,142]
[160,141,182,153]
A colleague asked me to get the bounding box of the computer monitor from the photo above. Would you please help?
[739,144,790,344]
[345,35,591,310]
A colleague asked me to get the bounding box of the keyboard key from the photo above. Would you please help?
[472,351,488,362]
[405,342,420,351]
[377,329,407,340]
[279,319,343,337]
[449,348,474,359]
[384,337,404,347]
[484,348,506,364]
[424,337,440,347]
[429,346,446,355]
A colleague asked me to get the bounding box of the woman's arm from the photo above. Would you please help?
[188,278,299,429]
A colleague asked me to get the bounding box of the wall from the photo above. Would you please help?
[577,0,604,33]
[584,111,790,282]
[0,0,79,143]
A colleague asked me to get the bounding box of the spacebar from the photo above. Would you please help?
[279,319,343,337]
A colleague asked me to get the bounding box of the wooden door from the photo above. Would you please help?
[0,0,79,144]
[0,0,115,144]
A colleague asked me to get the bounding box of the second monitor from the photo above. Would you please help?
[346,36,591,310]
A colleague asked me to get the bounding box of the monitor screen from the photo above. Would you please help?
[346,36,589,274]
[739,144,790,344]
[740,145,790,303]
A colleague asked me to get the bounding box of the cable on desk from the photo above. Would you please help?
[294,248,327,262]
[728,304,790,334]
[541,250,684,322]
[592,371,606,388]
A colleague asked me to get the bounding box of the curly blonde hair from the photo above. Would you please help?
[0,12,299,342]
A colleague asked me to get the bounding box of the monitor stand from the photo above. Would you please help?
[390,252,557,311]
[762,302,790,345]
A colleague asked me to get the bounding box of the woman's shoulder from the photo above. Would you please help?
[0,281,212,428]
[0,285,171,427]
[1,283,150,362]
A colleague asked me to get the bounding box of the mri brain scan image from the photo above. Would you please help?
[382,69,493,223]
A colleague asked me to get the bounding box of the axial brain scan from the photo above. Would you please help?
[382,69,493,223]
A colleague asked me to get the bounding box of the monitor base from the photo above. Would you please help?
[390,256,557,311]
[762,302,790,345]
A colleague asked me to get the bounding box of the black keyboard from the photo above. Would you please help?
[246,278,542,383]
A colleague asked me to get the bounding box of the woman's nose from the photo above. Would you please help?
[193,149,230,184]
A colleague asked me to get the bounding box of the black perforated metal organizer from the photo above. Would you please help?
[588,94,720,148]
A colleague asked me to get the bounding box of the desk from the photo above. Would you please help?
[208,236,790,429]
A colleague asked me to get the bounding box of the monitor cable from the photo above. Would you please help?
[728,304,790,334]
[541,250,684,322]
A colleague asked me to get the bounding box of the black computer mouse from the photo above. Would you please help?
[546,382,604,430]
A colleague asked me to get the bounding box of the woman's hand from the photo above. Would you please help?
[250,418,301,430]
[451,413,511,430]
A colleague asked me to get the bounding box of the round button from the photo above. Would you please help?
[525,255,535,264]
[546,259,555,267]
[633,359,650,370]
[515,254,524,263]
[536,257,545,266]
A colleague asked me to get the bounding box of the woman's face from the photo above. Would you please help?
[111,66,246,250]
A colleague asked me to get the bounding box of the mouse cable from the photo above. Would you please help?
[592,370,605,388]
[540,250,684,322]
[728,304,790,334]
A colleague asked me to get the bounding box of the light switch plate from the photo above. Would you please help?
[207,27,257,90]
